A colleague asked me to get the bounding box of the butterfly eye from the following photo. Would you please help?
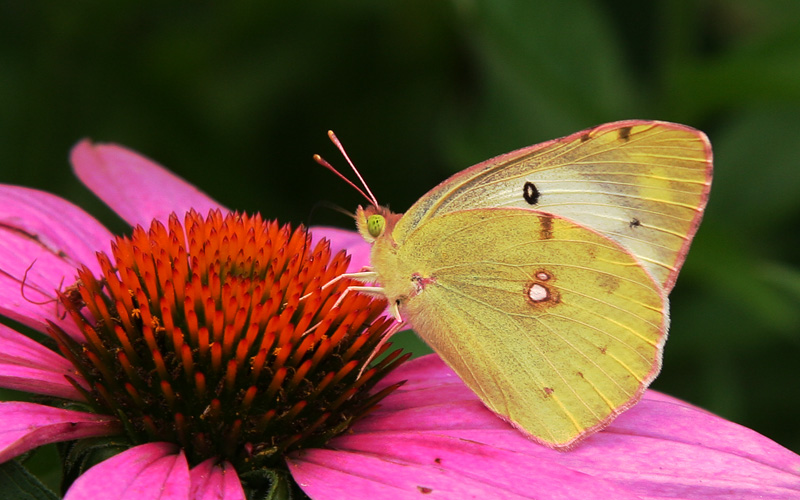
[367,214,386,237]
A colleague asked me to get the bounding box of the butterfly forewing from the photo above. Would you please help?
[394,121,712,292]
[382,208,667,448]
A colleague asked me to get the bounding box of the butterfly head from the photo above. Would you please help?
[356,205,401,244]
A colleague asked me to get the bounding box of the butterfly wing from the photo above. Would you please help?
[393,121,712,292]
[376,207,667,448]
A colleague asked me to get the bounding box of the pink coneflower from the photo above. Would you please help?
[0,141,799,499]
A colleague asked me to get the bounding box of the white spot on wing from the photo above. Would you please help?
[528,283,550,302]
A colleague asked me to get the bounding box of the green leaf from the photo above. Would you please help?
[445,0,640,167]
[0,460,59,500]
[239,467,309,500]
[708,108,800,235]
[682,224,800,336]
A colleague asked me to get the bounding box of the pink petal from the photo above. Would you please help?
[311,226,370,272]
[0,187,110,339]
[375,353,463,392]
[190,459,246,500]
[604,393,800,472]
[64,443,190,500]
[0,323,88,398]
[566,396,800,499]
[0,322,74,371]
[71,139,225,229]
[0,325,86,401]
[0,402,119,462]
[290,436,638,500]
[0,185,113,275]
[0,228,83,339]
[0,364,83,400]
[289,355,800,500]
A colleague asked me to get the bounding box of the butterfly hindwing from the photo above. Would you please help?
[374,207,667,448]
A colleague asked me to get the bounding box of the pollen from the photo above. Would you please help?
[50,209,407,470]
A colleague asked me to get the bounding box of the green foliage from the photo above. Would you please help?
[1,0,799,488]
[0,459,59,500]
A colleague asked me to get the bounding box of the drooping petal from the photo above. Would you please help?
[0,323,74,371]
[0,228,83,339]
[64,443,190,500]
[0,324,85,399]
[71,139,225,229]
[190,459,246,500]
[0,402,119,463]
[0,186,111,339]
[0,365,84,400]
[311,226,371,272]
[289,355,800,500]
[0,185,113,274]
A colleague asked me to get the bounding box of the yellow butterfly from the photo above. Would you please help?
[321,121,712,449]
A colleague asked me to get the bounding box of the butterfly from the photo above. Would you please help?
[318,120,712,449]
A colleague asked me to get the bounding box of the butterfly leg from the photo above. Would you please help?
[340,285,404,323]
[298,275,395,340]
[296,281,385,339]
[330,284,392,311]
[299,270,379,301]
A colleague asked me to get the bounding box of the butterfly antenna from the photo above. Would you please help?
[312,154,371,204]
[314,130,380,207]
[313,200,355,219]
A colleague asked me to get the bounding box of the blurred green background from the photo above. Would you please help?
[2,0,800,490]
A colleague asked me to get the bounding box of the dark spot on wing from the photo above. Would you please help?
[580,132,590,142]
[596,273,621,294]
[539,214,553,240]
[418,486,433,494]
[618,126,632,141]
[629,218,641,228]
[523,181,539,205]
